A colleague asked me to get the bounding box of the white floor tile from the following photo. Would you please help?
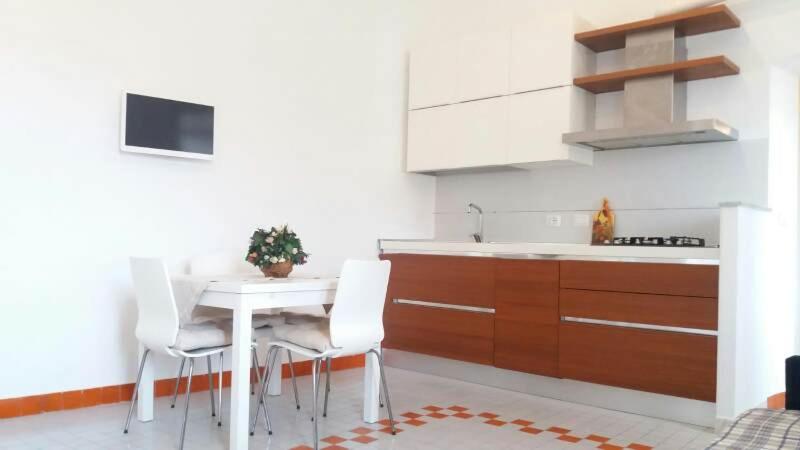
[0,367,718,449]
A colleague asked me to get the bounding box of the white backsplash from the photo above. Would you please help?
[430,142,758,247]
[435,208,721,246]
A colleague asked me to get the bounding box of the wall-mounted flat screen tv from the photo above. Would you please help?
[120,92,214,160]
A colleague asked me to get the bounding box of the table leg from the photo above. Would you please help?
[230,300,252,450]
[363,346,380,423]
[267,348,283,396]
[136,343,154,422]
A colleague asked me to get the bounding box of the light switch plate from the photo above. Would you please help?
[546,214,562,227]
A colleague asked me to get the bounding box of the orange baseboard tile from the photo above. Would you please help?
[0,354,365,419]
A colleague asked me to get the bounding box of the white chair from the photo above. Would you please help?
[123,257,231,450]
[252,259,395,450]
[167,252,300,419]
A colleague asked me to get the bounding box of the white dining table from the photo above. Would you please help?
[135,275,382,450]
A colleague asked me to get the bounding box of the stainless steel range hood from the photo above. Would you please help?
[563,118,737,151]
[563,22,738,151]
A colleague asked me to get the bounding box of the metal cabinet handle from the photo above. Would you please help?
[393,299,495,314]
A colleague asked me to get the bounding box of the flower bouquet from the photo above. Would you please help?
[246,225,308,278]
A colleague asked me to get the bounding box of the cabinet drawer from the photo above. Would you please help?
[560,261,719,297]
[383,300,494,365]
[380,254,494,308]
[560,289,718,331]
[494,260,559,376]
[559,322,717,401]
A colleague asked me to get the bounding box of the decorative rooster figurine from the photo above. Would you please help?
[591,198,615,245]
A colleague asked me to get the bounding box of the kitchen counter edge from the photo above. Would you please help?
[378,239,720,265]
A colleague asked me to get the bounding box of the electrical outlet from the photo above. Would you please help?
[573,214,590,227]
[546,214,562,227]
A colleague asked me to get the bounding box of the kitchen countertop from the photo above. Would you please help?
[378,239,720,264]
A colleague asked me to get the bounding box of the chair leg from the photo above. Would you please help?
[250,346,275,436]
[371,349,396,435]
[322,357,331,417]
[178,359,195,450]
[311,358,321,450]
[252,348,262,389]
[253,348,272,434]
[123,349,150,434]
[170,358,186,409]
[287,350,301,410]
[250,350,258,396]
[379,386,384,408]
[206,355,216,417]
[217,352,224,427]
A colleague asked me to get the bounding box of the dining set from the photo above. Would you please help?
[121,254,395,450]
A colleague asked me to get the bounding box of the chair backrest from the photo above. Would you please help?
[190,250,257,276]
[328,259,391,353]
[129,257,180,353]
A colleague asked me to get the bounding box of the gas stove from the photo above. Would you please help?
[602,236,707,247]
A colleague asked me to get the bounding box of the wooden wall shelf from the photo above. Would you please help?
[575,5,741,52]
[573,56,739,94]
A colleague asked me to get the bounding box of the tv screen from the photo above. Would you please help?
[121,93,214,160]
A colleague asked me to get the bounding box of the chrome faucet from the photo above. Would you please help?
[466,202,484,243]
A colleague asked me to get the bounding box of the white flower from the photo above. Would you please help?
[269,256,278,264]
[278,257,286,263]
[291,248,298,254]
[266,237,274,244]
[271,231,277,237]
[261,246,267,252]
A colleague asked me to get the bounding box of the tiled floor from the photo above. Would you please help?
[0,367,717,449]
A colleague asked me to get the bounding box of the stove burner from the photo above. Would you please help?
[603,236,706,247]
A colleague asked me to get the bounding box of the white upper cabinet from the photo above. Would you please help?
[506,86,593,168]
[406,12,596,173]
[407,97,507,172]
[408,40,459,110]
[455,30,510,102]
[454,97,507,169]
[509,13,595,94]
[407,104,458,172]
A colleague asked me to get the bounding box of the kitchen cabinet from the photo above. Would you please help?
[380,254,495,365]
[558,260,718,401]
[506,86,594,168]
[560,260,719,298]
[559,322,717,401]
[510,13,595,94]
[381,253,720,402]
[407,96,507,172]
[455,30,510,103]
[494,259,560,376]
[406,12,595,173]
[408,40,459,110]
[407,89,593,172]
[409,31,510,110]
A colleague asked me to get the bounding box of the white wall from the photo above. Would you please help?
[387,0,781,244]
[0,0,435,398]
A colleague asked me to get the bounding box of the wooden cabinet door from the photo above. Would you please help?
[559,322,717,402]
[381,254,495,365]
[494,259,559,376]
[380,254,495,307]
[560,261,719,298]
[383,300,495,365]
